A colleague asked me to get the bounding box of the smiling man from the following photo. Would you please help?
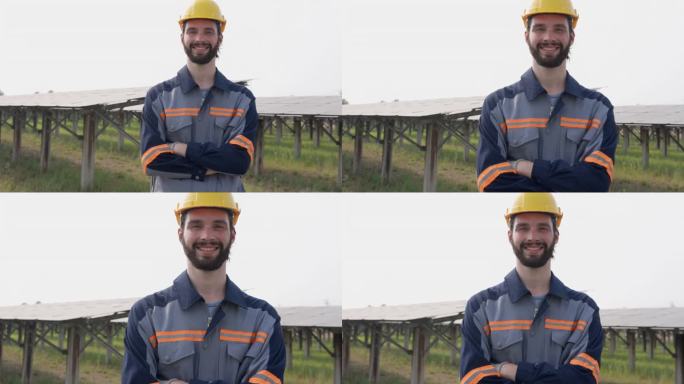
[122,193,285,384]
[476,0,617,192]
[140,0,257,192]
[460,193,602,383]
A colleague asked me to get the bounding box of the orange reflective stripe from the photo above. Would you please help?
[220,329,268,338]
[209,107,245,117]
[148,335,158,348]
[248,378,269,384]
[460,364,500,384]
[157,336,204,343]
[229,135,255,160]
[220,335,267,343]
[141,144,173,171]
[477,162,517,192]
[560,117,601,129]
[504,117,548,130]
[570,353,600,383]
[545,318,587,331]
[160,108,200,119]
[584,150,614,180]
[545,324,586,331]
[256,370,282,384]
[488,320,533,326]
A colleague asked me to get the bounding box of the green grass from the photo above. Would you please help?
[342,334,676,384]
[0,119,682,191]
[0,329,333,384]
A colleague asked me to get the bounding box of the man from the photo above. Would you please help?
[140,0,257,192]
[476,0,617,192]
[460,193,602,383]
[122,193,285,384]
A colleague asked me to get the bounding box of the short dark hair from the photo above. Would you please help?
[509,213,558,234]
[526,14,574,35]
[180,208,234,229]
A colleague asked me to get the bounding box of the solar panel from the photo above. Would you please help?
[0,298,137,322]
[343,301,467,322]
[341,97,483,118]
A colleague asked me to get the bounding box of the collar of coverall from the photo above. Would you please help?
[520,67,584,102]
[177,65,234,94]
[172,270,248,310]
[504,268,569,303]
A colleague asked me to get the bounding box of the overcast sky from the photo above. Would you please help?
[0,193,342,308]
[1,193,681,312]
[342,0,684,105]
[0,0,340,97]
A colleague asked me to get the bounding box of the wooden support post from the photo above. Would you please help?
[416,124,423,146]
[410,325,428,384]
[333,332,343,384]
[648,330,655,360]
[298,329,303,350]
[275,118,283,144]
[675,333,684,384]
[640,127,649,169]
[622,126,630,154]
[450,325,458,366]
[314,119,322,147]
[105,323,113,364]
[253,118,265,177]
[463,121,471,162]
[117,111,125,151]
[284,329,293,369]
[307,118,314,141]
[59,327,65,349]
[81,112,97,191]
[662,126,669,157]
[368,324,381,384]
[404,326,410,350]
[337,119,344,187]
[294,118,302,159]
[380,121,394,184]
[353,121,363,175]
[627,329,636,372]
[656,126,661,150]
[423,123,440,192]
[609,329,616,354]
[32,110,38,132]
[65,325,81,384]
[40,111,52,172]
[0,322,4,377]
[21,322,36,384]
[12,109,24,162]
[304,329,311,359]
[342,329,350,374]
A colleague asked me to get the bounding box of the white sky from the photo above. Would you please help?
[0,194,342,308]
[0,0,340,97]
[341,193,684,310]
[342,0,684,105]
[2,193,681,313]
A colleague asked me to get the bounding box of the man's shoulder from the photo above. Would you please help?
[234,289,280,321]
[569,76,614,109]
[483,79,526,109]
[564,285,601,311]
[465,279,509,313]
[129,284,177,320]
[145,75,183,102]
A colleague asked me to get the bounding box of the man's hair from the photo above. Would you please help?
[180,209,234,229]
[509,213,559,234]
[526,14,574,35]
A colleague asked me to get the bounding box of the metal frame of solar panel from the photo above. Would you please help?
[0,299,342,384]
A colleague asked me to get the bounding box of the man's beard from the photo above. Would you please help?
[527,39,571,68]
[184,41,220,65]
[511,239,555,269]
[182,238,231,271]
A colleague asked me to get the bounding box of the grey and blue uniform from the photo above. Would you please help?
[460,269,602,383]
[476,68,617,192]
[141,66,257,192]
[122,272,285,384]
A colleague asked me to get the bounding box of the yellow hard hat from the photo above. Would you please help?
[175,193,240,225]
[179,0,227,33]
[505,193,563,227]
[522,0,579,29]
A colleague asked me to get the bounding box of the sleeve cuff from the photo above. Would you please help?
[515,361,535,382]
[530,159,550,182]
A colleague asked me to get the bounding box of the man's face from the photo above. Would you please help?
[179,208,234,271]
[182,19,222,65]
[525,14,574,68]
[508,212,558,269]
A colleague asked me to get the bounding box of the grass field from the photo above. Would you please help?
[342,335,676,384]
[0,330,334,384]
[0,119,682,191]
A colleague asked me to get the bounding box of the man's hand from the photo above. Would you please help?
[171,142,188,158]
[499,362,518,381]
[513,160,534,178]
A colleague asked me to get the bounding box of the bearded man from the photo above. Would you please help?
[122,193,285,384]
[476,0,617,192]
[140,0,257,192]
[459,193,602,383]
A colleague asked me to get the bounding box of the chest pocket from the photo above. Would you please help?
[490,330,524,364]
[214,116,241,146]
[507,129,539,161]
[165,116,193,143]
[158,342,195,381]
[551,329,582,366]
[564,127,600,164]
[219,341,260,383]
